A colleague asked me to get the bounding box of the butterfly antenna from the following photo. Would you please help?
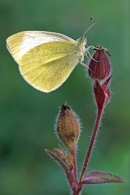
[83,20,97,37]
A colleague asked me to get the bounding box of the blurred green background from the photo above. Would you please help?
[0,0,130,194]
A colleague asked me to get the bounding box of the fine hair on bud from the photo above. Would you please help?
[55,104,81,152]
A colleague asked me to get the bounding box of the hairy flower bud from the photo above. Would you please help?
[94,77,111,110]
[56,104,80,151]
[88,46,111,81]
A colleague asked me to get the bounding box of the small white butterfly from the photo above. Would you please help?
[6,22,95,92]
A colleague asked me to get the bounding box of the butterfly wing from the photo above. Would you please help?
[6,31,79,92]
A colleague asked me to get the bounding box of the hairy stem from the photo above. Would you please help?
[79,108,103,182]
[71,146,78,184]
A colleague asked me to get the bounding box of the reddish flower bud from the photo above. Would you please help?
[88,46,111,81]
[94,76,112,110]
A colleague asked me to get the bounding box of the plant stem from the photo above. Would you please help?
[79,108,103,182]
[72,184,82,195]
[73,189,81,195]
[71,146,78,184]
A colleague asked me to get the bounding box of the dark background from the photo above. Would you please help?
[0,0,130,194]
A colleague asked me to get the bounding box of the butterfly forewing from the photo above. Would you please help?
[6,31,77,60]
[6,31,79,92]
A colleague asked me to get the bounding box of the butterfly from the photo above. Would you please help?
[6,23,95,92]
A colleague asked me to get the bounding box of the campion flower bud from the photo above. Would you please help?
[65,154,74,168]
[53,148,66,160]
[94,77,111,110]
[88,46,111,81]
[54,148,74,169]
[56,104,80,152]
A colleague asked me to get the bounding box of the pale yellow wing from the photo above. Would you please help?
[6,31,79,92]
